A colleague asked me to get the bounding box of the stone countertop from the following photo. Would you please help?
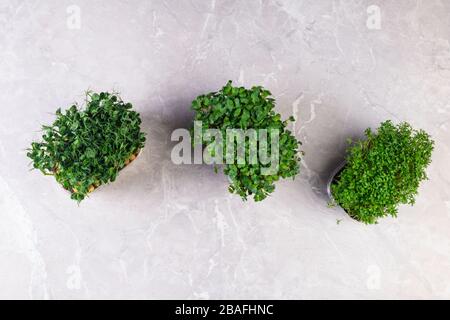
[0,0,449,299]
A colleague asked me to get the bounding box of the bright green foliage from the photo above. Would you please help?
[331,120,434,224]
[191,81,302,201]
[27,92,146,202]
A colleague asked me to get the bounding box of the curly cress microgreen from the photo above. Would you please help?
[331,120,434,224]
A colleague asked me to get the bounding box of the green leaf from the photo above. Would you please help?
[331,120,434,224]
[190,80,302,202]
[27,91,146,202]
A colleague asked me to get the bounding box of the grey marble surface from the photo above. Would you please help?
[1,0,450,299]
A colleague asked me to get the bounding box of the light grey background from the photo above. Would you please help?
[1,0,450,299]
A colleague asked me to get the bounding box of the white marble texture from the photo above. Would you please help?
[0,0,450,299]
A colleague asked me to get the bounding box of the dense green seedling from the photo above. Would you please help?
[331,120,434,224]
[27,92,146,202]
[191,81,302,201]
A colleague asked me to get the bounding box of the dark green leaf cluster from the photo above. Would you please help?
[191,81,302,201]
[331,120,434,224]
[27,92,146,202]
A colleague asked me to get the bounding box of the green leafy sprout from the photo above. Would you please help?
[27,92,146,202]
[191,81,302,201]
[331,120,434,224]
